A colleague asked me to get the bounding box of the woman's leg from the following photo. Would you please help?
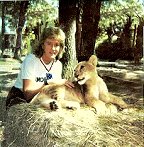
[6,86,27,110]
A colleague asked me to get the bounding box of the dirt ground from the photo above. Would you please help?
[0,58,143,145]
[0,58,20,144]
[103,76,143,107]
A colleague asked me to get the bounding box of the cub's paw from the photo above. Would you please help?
[41,99,60,111]
[95,107,107,115]
[106,103,118,114]
[93,100,107,115]
[49,101,59,110]
[95,103,118,115]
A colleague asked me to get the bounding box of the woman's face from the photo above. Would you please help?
[42,38,61,61]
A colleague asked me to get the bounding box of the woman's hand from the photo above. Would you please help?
[64,80,74,88]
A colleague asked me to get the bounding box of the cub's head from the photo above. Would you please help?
[74,55,98,85]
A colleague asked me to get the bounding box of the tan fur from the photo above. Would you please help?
[31,55,128,114]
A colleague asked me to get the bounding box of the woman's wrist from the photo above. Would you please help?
[44,79,65,85]
[44,79,48,85]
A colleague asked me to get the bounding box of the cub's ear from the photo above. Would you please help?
[88,55,98,66]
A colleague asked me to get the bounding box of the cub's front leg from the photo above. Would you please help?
[30,84,65,110]
[31,93,60,110]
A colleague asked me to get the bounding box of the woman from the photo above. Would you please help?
[6,26,74,109]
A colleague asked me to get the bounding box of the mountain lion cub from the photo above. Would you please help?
[31,55,128,114]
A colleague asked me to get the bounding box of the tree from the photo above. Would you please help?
[14,1,29,61]
[59,0,77,79]
[96,0,144,61]
[134,18,144,64]
[81,0,102,61]
[75,0,83,61]
[1,1,6,56]
[59,0,103,76]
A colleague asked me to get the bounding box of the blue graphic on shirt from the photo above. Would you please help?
[46,73,53,80]
[35,73,53,82]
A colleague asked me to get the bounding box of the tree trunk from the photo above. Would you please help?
[59,0,77,80]
[75,0,83,61]
[132,24,137,49]
[120,15,133,60]
[81,0,101,61]
[1,1,6,56]
[134,19,144,65]
[14,1,29,61]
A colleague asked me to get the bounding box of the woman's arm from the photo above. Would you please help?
[23,79,74,101]
[23,79,45,101]
[47,79,74,88]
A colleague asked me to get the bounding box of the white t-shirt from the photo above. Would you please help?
[14,54,62,90]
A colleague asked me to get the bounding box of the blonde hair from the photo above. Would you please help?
[33,27,65,59]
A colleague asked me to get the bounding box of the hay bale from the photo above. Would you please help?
[2,104,144,147]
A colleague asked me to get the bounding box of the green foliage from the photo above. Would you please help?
[96,0,144,46]
[99,0,144,34]
[26,0,58,29]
